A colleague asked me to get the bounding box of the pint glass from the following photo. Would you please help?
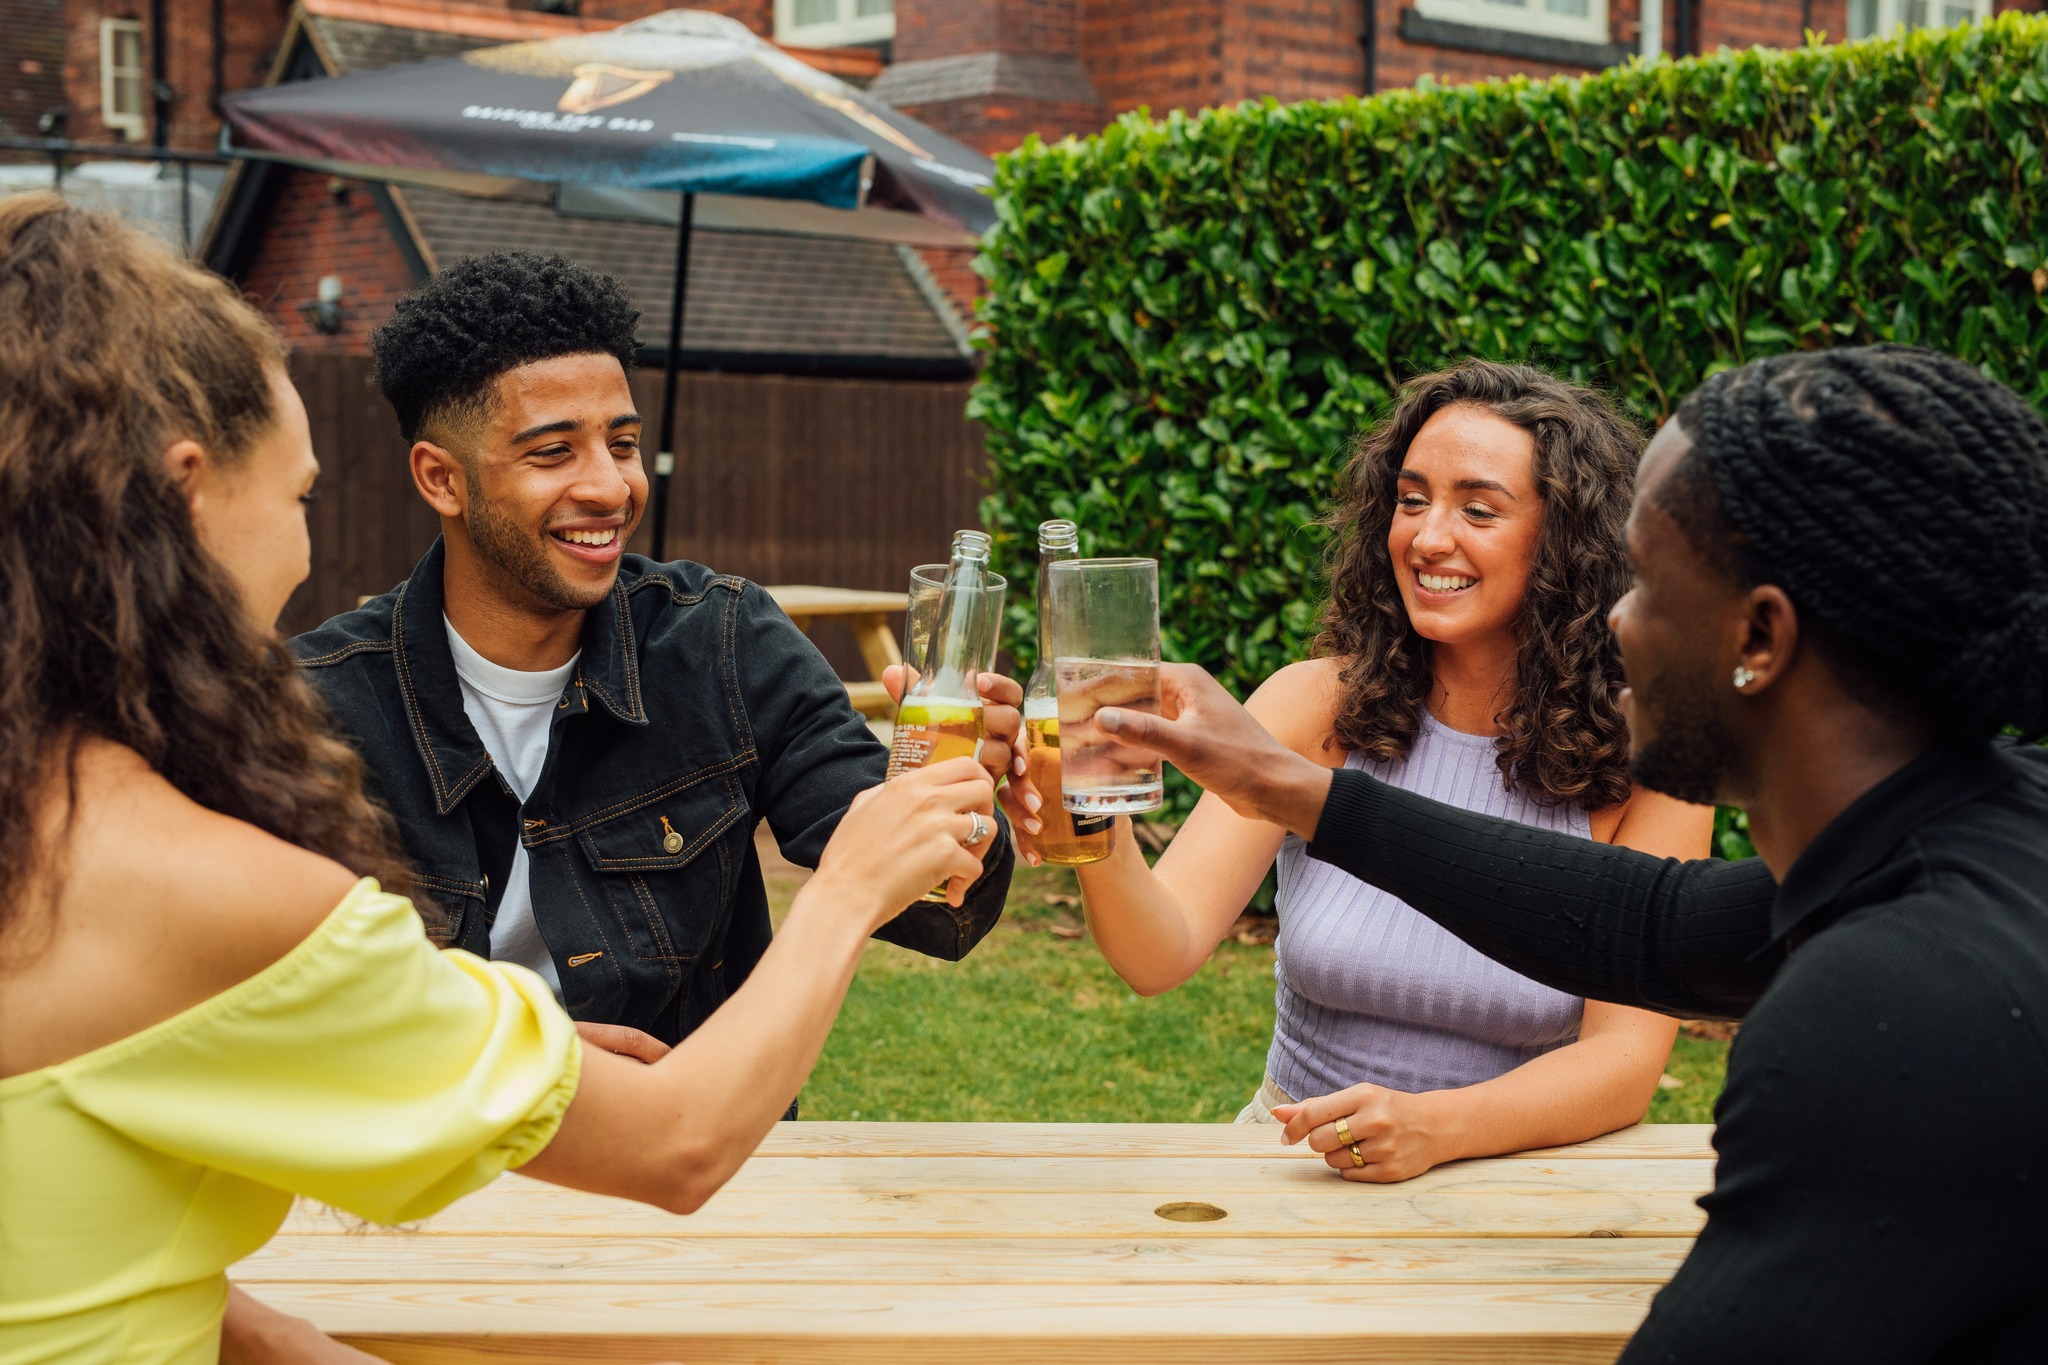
[1048,558,1163,816]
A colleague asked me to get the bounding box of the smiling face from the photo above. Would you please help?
[1385,403,1546,650]
[427,352,646,613]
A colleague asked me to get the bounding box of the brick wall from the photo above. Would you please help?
[1695,0,1805,51]
[1078,0,1225,116]
[63,0,290,149]
[1219,0,1364,103]
[897,0,1085,60]
[238,168,420,354]
[2,0,68,141]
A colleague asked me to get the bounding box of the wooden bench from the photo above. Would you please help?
[236,1120,1715,1362]
[766,585,908,719]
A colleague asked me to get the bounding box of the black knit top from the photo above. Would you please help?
[1308,738,2048,1363]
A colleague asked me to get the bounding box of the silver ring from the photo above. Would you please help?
[962,811,990,846]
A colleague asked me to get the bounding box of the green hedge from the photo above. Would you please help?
[973,15,2048,816]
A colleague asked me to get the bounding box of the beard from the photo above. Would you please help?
[465,493,615,612]
[1626,660,1742,807]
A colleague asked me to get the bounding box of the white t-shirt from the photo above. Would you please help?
[444,615,578,999]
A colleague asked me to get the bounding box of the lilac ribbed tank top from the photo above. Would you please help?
[1267,711,1590,1100]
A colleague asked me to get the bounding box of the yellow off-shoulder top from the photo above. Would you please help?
[0,880,581,1365]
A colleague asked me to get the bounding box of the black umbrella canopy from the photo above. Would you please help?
[220,8,996,234]
[220,9,996,560]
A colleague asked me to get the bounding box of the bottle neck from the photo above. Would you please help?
[1035,543,1076,670]
[924,552,989,696]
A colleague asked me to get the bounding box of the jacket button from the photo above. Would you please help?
[663,831,685,854]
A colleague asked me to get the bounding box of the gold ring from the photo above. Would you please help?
[1333,1117,1354,1147]
[1348,1143,1365,1168]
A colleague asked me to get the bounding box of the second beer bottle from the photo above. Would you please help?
[1023,520,1116,865]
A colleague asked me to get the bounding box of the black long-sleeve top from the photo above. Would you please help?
[1308,738,2048,1363]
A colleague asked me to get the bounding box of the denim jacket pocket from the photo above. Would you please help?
[410,871,485,947]
[567,770,747,966]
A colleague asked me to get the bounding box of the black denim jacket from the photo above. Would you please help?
[292,540,1011,1044]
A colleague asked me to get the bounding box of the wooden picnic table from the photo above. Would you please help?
[235,1120,1715,1364]
[766,584,908,719]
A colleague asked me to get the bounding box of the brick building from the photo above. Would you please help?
[23,0,2042,164]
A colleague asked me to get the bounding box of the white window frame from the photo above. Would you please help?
[99,17,146,142]
[1848,0,1993,40]
[1413,0,1611,47]
[773,0,894,48]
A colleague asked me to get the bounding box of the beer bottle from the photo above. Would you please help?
[887,529,993,782]
[1023,520,1117,865]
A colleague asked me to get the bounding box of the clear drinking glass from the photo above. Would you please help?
[1048,557,1163,815]
[899,560,1009,706]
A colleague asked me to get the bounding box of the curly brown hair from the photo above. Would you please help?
[0,194,416,943]
[1315,360,1642,810]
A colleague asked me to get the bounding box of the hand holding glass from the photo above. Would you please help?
[1048,558,1163,815]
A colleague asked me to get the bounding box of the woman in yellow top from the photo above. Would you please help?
[0,196,997,1365]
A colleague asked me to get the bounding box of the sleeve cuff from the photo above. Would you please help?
[1307,767,1384,874]
[502,1026,582,1173]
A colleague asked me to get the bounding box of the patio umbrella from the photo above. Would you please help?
[219,8,994,558]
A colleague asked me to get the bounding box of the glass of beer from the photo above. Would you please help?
[891,550,1007,902]
[1048,558,1163,815]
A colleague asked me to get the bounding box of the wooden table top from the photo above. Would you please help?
[766,584,910,616]
[236,1121,1715,1364]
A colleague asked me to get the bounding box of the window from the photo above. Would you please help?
[773,0,893,48]
[99,18,145,141]
[1848,0,1993,39]
[1413,0,1610,46]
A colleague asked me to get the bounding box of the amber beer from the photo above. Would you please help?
[887,532,1004,901]
[886,698,985,778]
[1021,519,1116,864]
[1022,706,1116,864]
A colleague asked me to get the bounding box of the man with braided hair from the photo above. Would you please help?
[1104,344,2048,1361]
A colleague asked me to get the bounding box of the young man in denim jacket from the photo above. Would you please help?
[293,252,1016,1048]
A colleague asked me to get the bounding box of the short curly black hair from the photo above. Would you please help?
[370,251,641,443]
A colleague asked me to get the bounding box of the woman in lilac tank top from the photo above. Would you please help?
[1019,361,1712,1182]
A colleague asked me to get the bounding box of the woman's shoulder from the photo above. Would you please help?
[4,739,367,1075]
[1245,658,1349,768]
[1590,782,1717,858]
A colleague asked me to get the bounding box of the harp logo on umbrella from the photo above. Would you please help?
[557,63,674,114]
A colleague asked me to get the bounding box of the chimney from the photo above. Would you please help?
[868,0,1105,153]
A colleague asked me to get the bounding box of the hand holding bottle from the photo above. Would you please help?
[806,758,997,924]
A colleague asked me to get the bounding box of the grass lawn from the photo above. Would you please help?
[766,835,1728,1125]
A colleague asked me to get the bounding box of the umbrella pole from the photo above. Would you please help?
[651,190,695,563]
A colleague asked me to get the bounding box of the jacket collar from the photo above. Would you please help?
[393,540,649,816]
[1766,737,2016,949]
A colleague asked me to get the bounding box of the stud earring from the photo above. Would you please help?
[1732,666,1756,690]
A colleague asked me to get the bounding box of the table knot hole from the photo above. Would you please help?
[1154,1202,1227,1223]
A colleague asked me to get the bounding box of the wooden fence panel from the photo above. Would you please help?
[281,354,988,679]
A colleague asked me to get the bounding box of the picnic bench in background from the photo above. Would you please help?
[236,1120,1715,1363]
[766,585,907,719]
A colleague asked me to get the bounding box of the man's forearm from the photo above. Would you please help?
[1252,754,1336,841]
[1308,769,1780,1018]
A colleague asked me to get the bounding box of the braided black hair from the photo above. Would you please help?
[371,251,640,443]
[1663,344,2048,739]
